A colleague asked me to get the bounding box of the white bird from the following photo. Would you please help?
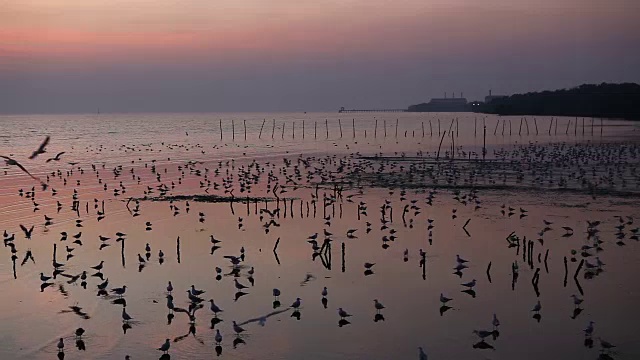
[233,321,245,334]
[215,329,222,344]
[321,286,328,297]
[122,307,133,322]
[158,339,170,354]
[418,346,428,360]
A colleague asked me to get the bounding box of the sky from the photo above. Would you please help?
[1,0,639,113]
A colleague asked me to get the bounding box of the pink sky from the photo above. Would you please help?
[1,0,639,112]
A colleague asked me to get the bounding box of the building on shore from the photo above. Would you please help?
[484,90,506,104]
[407,92,470,112]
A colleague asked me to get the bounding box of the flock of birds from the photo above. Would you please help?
[1,126,639,360]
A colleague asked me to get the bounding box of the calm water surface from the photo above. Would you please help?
[0,112,639,359]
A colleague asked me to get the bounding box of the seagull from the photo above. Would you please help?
[29,136,50,159]
[473,330,494,340]
[456,255,468,264]
[584,321,594,337]
[111,285,127,297]
[461,279,476,290]
[234,279,248,291]
[232,321,245,335]
[190,285,205,296]
[321,287,328,297]
[571,294,584,307]
[291,298,301,309]
[374,299,385,312]
[158,339,171,354]
[122,307,133,322]
[0,155,46,187]
[364,262,375,269]
[187,290,204,303]
[46,152,66,163]
[492,313,500,329]
[40,272,52,282]
[215,329,223,344]
[75,328,85,338]
[440,293,452,305]
[338,308,352,319]
[167,281,173,293]
[531,300,542,313]
[57,338,64,352]
[209,299,223,315]
[272,288,281,299]
[19,225,34,240]
[91,261,104,271]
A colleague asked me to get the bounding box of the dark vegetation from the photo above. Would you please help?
[474,83,640,120]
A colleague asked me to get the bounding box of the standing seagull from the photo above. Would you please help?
[122,307,133,322]
[461,279,476,290]
[291,297,301,309]
[492,313,500,330]
[209,299,223,315]
[157,339,171,354]
[232,321,245,335]
[440,293,452,305]
[57,338,64,353]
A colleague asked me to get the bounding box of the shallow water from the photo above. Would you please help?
[0,112,639,360]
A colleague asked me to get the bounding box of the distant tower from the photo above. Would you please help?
[444,92,447,99]
[461,92,463,98]
[453,92,455,98]
[489,89,492,96]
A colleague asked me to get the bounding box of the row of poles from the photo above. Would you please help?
[215,117,606,141]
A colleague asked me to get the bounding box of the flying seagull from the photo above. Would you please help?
[29,136,50,159]
[0,155,47,189]
[46,152,66,163]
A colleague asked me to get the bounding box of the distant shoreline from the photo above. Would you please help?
[471,83,640,121]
